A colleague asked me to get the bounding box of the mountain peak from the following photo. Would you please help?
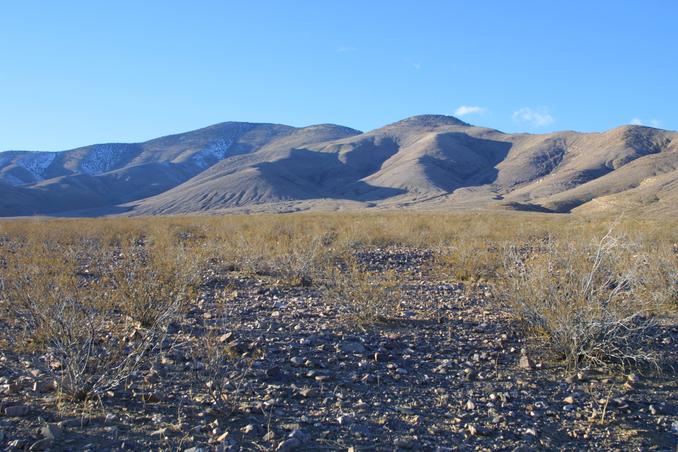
[388,114,470,128]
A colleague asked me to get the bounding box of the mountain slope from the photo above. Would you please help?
[0,122,360,215]
[1,116,676,217]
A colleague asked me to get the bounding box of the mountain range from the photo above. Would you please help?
[1,115,676,217]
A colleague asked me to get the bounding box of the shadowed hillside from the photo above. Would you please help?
[1,115,676,216]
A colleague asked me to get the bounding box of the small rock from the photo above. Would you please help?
[8,440,25,449]
[4,405,29,417]
[337,414,354,425]
[266,367,282,378]
[216,431,230,442]
[340,342,365,354]
[518,350,533,370]
[218,332,234,343]
[276,438,301,451]
[299,387,315,398]
[563,396,575,405]
[263,431,276,441]
[151,427,167,437]
[394,437,418,449]
[465,400,476,411]
[39,423,63,441]
[288,429,309,443]
[29,439,52,451]
[32,380,57,393]
[396,406,415,415]
[290,357,304,367]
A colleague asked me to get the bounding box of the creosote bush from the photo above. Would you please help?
[0,211,675,400]
[324,257,402,325]
[503,231,674,371]
[0,233,197,400]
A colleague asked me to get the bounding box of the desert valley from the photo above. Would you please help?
[1,2,677,450]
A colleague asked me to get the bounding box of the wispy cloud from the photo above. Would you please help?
[512,107,555,127]
[630,117,662,128]
[404,58,422,70]
[336,45,356,53]
[454,105,488,117]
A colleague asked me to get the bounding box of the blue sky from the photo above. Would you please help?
[1,1,676,151]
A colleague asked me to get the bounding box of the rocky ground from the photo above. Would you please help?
[0,247,677,451]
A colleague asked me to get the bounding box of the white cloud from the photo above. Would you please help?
[630,117,662,128]
[512,107,555,127]
[454,105,488,117]
[404,58,422,70]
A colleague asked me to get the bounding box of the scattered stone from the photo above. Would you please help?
[290,357,304,367]
[518,349,533,370]
[276,429,309,451]
[0,243,674,451]
[299,387,315,398]
[340,342,366,354]
[337,414,354,425]
[216,431,230,442]
[8,440,25,450]
[288,429,309,443]
[276,438,301,451]
[266,366,282,378]
[263,431,276,441]
[394,437,418,449]
[32,380,57,393]
[4,405,29,417]
[39,423,63,441]
[29,439,52,451]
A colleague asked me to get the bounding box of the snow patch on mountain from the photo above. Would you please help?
[19,152,57,181]
[192,139,234,168]
[79,144,130,175]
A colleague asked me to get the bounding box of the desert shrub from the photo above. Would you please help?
[188,325,257,415]
[502,231,670,371]
[225,227,340,286]
[324,257,402,325]
[435,240,504,283]
[106,243,199,327]
[0,238,194,400]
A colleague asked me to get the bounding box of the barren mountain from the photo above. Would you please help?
[1,115,676,216]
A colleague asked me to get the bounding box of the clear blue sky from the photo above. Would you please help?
[1,1,676,151]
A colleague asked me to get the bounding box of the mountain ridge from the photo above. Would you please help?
[1,115,676,217]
